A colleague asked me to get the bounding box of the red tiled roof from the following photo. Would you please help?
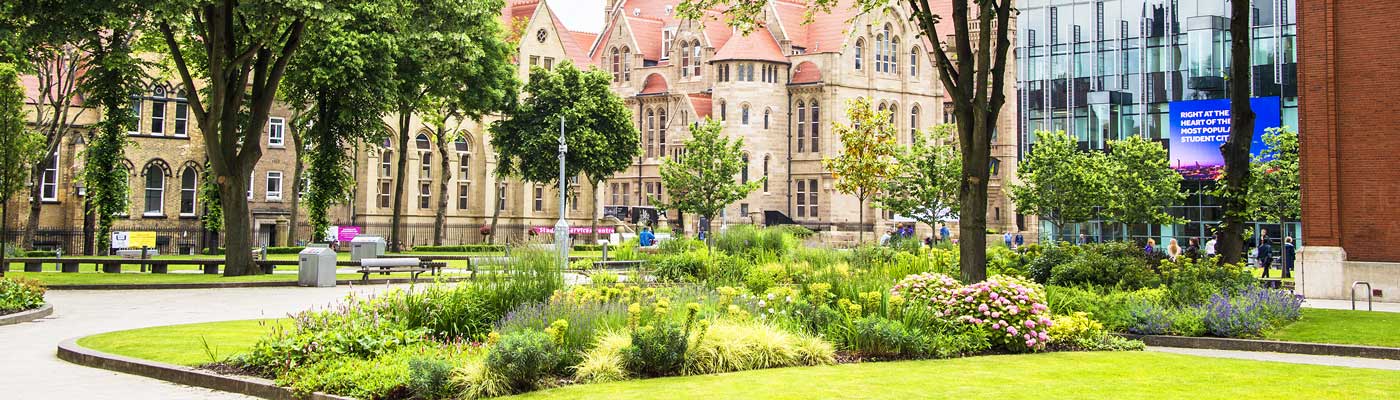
[773,0,811,47]
[640,73,668,94]
[592,1,738,63]
[627,16,666,61]
[791,61,822,84]
[770,0,862,54]
[571,31,599,53]
[687,93,712,119]
[711,26,787,64]
[501,0,540,32]
[20,71,87,107]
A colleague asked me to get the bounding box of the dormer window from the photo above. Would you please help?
[662,28,676,60]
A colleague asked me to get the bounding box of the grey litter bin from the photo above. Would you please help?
[350,236,386,262]
[298,247,337,287]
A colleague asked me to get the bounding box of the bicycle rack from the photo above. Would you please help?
[1351,281,1373,311]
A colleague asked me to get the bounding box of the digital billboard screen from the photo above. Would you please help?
[1168,97,1282,180]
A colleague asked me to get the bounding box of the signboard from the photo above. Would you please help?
[531,226,616,235]
[336,226,362,242]
[110,231,157,249]
[1168,97,1282,180]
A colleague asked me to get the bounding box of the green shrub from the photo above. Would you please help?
[200,246,305,255]
[715,225,794,257]
[1047,312,1146,351]
[0,277,46,313]
[410,244,508,252]
[683,320,835,375]
[986,245,1028,277]
[1026,244,1075,283]
[651,251,707,283]
[277,343,474,400]
[1158,256,1256,306]
[657,237,704,255]
[22,250,57,257]
[622,321,688,378]
[408,356,455,400]
[590,271,619,287]
[486,330,561,391]
[1049,251,1159,290]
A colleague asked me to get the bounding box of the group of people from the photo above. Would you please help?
[882,223,957,247]
[1142,228,1296,278]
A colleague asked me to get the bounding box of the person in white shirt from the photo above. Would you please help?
[1205,237,1218,257]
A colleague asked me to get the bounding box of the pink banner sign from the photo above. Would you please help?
[337,226,362,242]
[531,226,616,235]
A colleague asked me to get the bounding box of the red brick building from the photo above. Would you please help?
[1298,1,1400,302]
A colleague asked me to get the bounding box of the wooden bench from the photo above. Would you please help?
[355,258,440,283]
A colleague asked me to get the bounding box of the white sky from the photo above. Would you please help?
[552,0,607,33]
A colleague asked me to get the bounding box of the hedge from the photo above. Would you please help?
[202,246,306,255]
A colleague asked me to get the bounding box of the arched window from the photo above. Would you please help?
[416,133,431,179]
[658,109,668,156]
[179,166,197,215]
[889,103,898,127]
[763,108,771,129]
[741,104,750,125]
[809,100,820,152]
[691,40,702,77]
[680,42,692,77]
[622,47,632,81]
[910,46,921,76]
[890,36,900,73]
[455,136,471,181]
[854,38,864,70]
[719,100,727,122]
[740,153,750,184]
[875,31,885,73]
[415,133,431,150]
[910,105,921,144]
[646,108,656,158]
[796,101,806,152]
[611,47,621,82]
[144,165,165,216]
[762,155,770,192]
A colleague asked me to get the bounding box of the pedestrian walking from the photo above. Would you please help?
[1003,232,1013,248]
[939,223,951,244]
[1185,238,1201,260]
[1014,232,1024,249]
[1205,235,1218,257]
[1282,236,1296,279]
[1167,238,1182,261]
[1258,235,1275,278]
[1144,238,1156,256]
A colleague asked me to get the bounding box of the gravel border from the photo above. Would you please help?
[0,304,53,326]
[1122,334,1400,360]
[57,337,354,400]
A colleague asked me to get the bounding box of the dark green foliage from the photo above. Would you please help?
[22,250,57,257]
[769,224,816,239]
[410,244,508,252]
[201,247,307,255]
[1158,256,1256,307]
[715,225,793,257]
[1026,244,1074,283]
[487,330,561,391]
[1049,251,1159,290]
[408,356,455,400]
[622,321,688,378]
[651,252,707,283]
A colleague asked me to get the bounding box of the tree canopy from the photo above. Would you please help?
[875,123,962,228]
[1102,135,1185,226]
[656,119,761,230]
[1011,130,1109,238]
[1248,127,1300,224]
[824,97,899,241]
[490,62,637,189]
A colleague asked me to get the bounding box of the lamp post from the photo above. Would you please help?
[554,117,570,269]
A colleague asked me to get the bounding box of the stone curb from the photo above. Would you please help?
[57,337,355,400]
[0,303,54,326]
[1121,334,1400,361]
[46,277,471,291]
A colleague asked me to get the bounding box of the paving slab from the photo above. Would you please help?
[1150,346,1400,371]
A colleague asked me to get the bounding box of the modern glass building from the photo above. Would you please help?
[1014,0,1299,243]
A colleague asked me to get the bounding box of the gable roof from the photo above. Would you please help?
[711,26,788,64]
[541,3,595,65]
[774,0,862,54]
[687,92,713,119]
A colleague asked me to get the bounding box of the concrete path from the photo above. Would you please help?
[1303,298,1400,313]
[0,284,413,400]
[1150,346,1400,371]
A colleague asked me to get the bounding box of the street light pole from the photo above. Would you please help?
[554,117,570,269]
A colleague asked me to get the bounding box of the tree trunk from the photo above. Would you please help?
[390,111,411,251]
[219,173,256,276]
[858,196,866,244]
[957,106,996,283]
[2,201,9,276]
[22,158,47,250]
[1218,0,1256,265]
[591,180,601,245]
[287,129,304,245]
[488,180,502,245]
[434,131,450,246]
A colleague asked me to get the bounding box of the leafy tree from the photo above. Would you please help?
[0,63,46,276]
[421,100,466,246]
[1102,135,1185,229]
[683,0,1016,282]
[152,0,320,275]
[81,35,142,255]
[387,0,517,251]
[1248,127,1299,224]
[280,0,399,243]
[875,123,961,230]
[656,119,761,240]
[1217,0,1257,264]
[824,97,899,243]
[1011,130,1108,241]
[491,63,638,241]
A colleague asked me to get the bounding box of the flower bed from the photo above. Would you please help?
[1,277,46,315]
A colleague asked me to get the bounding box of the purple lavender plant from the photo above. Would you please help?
[1202,285,1302,338]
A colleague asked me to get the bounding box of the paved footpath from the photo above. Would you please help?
[1303,298,1400,313]
[1150,346,1400,370]
[0,284,410,400]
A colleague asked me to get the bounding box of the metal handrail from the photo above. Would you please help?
[1351,281,1373,311]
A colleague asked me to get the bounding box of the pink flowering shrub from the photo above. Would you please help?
[892,273,1053,351]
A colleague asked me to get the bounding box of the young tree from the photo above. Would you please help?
[824,97,899,243]
[1248,127,1299,225]
[422,101,466,246]
[1102,135,1185,231]
[655,119,761,240]
[280,0,400,243]
[682,0,1015,282]
[387,0,517,251]
[1217,0,1257,264]
[1011,130,1108,242]
[81,34,142,255]
[18,44,89,250]
[0,63,46,276]
[490,63,638,241]
[153,0,317,275]
[875,123,961,231]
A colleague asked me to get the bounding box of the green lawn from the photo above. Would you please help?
[1267,308,1400,348]
[77,319,287,366]
[509,351,1400,400]
[75,320,1400,400]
